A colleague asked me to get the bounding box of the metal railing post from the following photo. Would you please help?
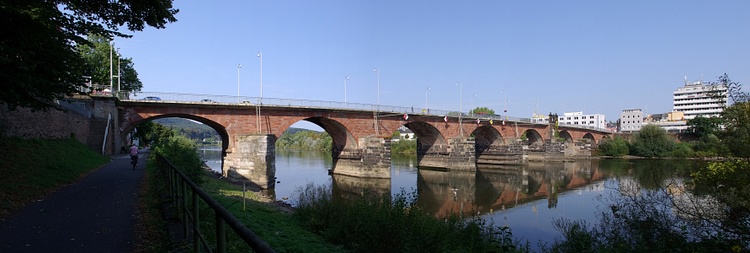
[182,180,188,240]
[192,192,199,253]
[216,213,226,253]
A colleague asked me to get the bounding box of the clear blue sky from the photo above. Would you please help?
[114,1,749,124]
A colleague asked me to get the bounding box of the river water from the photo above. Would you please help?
[198,147,703,245]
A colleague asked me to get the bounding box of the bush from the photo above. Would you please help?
[629,125,675,158]
[153,135,204,185]
[597,136,629,157]
[670,142,695,158]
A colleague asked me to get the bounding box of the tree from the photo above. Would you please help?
[469,107,495,116]
[0,0,177,111]
[710,73,749,104]
[78,34,143,92]
[686,116,722,138]
[629,124,675,158]
[721,102,750,159]
[597,136,629,157]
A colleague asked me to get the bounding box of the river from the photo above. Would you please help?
[198,147,705,245]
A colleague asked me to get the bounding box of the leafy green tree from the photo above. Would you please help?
[77,34,143,92]
[686,116,722,138]
[1,0,177,110]
[629,124,675,158]
[469,107,495,116]
[692,134,728,158]
[720,102,750,159]
[597,136,629,157]
[133,121,174,146]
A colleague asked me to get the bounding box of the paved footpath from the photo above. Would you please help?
[0,151,148,253]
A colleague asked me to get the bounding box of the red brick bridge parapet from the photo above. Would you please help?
[118,101,610,189]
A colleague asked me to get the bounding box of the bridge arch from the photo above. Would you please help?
[582,133,596,144]
[523,129,544,146]
[403,121,448,146]
[558,131,574,143]
[471,125,505,155]
[121,113,230,151]
[279,117,357,157]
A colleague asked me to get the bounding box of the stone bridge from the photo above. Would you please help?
[117,100,610,188]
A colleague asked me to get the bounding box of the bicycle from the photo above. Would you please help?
[130,154,138,170]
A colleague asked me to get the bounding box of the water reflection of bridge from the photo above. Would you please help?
[330,160,610,218]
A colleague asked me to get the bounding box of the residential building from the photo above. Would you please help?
[558,111,606,129]
[619,109,643,132]
[673,78,728,120]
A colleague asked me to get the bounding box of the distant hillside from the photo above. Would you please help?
[277,127,331,151]
[283,127,320,135]
[153,117,218,142]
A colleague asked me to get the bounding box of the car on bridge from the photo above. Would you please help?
[200,99,215,103]
[142,96,161,101]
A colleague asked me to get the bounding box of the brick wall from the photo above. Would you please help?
[0,104,91,144]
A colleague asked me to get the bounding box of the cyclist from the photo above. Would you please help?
[129,144,139,168]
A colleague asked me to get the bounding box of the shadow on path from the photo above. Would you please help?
[0,150,149,253]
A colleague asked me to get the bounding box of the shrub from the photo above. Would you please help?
[153,135,204,185]
[629,125,675,157]
[597,136,629,157]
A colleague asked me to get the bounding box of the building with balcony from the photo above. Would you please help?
[673,79,728,120]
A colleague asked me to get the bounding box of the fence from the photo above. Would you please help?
[156,154,276,253]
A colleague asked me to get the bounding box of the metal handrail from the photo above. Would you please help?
[156,154,276,253]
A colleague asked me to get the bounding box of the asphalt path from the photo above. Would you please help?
[0,150,148,253]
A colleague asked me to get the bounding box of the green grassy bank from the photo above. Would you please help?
[0,137,109,218]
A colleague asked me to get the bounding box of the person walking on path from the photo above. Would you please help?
[129,144,139,167]
[0,151,148,252]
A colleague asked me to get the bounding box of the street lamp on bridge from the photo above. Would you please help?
[237,64,241,103]
[456,82,463,137]
[257,51,263,99]
[425,87,431,113]
[471,94,477,116]
[345,75,350,103]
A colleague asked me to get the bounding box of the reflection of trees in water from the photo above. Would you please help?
[552,161,749,251]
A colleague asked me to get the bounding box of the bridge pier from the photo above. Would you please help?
[225,134,276,189]
[418,137,476,170]
[331,136,391,178]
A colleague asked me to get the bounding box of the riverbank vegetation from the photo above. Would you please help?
[293,184,529,252]
[0,137,109,218]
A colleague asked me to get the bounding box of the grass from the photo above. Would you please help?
[0,137,109,218]
[190,173,347,252]
[133,159,173,253]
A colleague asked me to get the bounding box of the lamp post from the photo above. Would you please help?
[237,64,242,103]
[471,94,477,116]
[116,48,121,94]
[109,42,113,92]
[257,51,263,98]
[373,68,380,106]
[373,68,380,135]
[345,75,350,103]
[456,82,463,137]
[425,87,431,112]
[504,91,507,113]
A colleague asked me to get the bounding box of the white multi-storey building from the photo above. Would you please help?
[619,109,643,132]
[558,111,606,129]
[673,79,728,120]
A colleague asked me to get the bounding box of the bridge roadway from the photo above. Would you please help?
[114,92,610,189]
